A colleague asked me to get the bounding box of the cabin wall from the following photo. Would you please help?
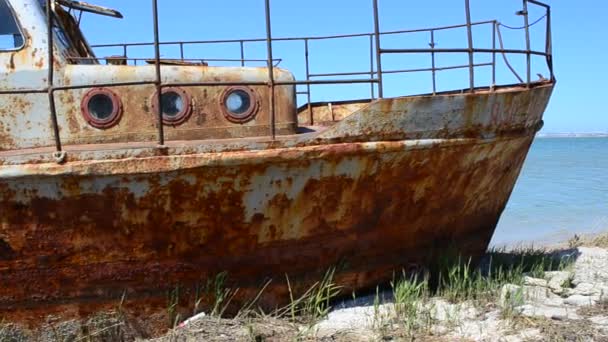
[0,0,56,151]
[0,0,298,151]
[52,65,297,146]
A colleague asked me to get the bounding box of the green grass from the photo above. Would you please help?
[1,244,584,341]
[372,246,575,340]
[275,268,342,324]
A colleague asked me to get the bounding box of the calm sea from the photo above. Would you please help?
[491,137,608,246]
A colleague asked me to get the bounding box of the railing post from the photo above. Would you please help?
[430,30,436,95]
[304,39,313,125]
[46,0,62,153]
[522,0,531,86]
[372,0,383,98]
[240,41,245,67]
[179,42,184,61]
[369,34,375,99]
[492,21,497,87]
[546,5,553,81]
[464,0,475,92]
[152,0,165,146]
[264,0,276,139]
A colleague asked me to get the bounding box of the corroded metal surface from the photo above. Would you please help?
[0,84,553,328]
[297,100,372,125]
[0,0,297,151]
[0,0,555,332]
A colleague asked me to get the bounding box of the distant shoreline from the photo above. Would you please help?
[537,133,608,138]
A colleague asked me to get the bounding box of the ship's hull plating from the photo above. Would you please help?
[0,84,553,328]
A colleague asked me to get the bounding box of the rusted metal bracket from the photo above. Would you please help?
[52,151,67,164]
[55,0,123,18]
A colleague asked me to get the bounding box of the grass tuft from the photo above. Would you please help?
[275,268,342,325]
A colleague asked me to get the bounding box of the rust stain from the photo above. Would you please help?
[34,57,44,69]
[0,130,535,330]
[0,1,555,333]
[8,54,15,70]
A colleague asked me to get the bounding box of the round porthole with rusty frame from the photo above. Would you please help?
[151,87,193,126]
[81,88,123,129]
[220,86,259,124]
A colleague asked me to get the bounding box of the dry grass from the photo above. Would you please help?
[509,315,606,342]
[578,298,608,318]
[589,233,608,249]
[3,234,607,342]
[568,232,608,249]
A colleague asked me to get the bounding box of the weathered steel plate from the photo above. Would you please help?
[0,83,553,329]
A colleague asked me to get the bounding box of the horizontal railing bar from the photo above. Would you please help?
[70,57,282,63]
[1,79,378,95]
[383,63,493,74]
[90,20,495,49]
[0,89,48,95]
[52,81,156,91]
[380,48,548,57]
[527,0,549,8]
[92,38,265,48]
[309,62,492,78]
[310,71,377,78]
[276,79,379,86]
[381,20,495,35]
[167,79,378,87]
[160,81,270,87]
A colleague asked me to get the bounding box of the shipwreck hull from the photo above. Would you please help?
[0,84,552,326]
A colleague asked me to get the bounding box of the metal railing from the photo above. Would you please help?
[3,0,553,157]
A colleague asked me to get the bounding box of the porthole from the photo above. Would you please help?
[81,88,123,129]
[151,87,192,125]
[221,86,258,123]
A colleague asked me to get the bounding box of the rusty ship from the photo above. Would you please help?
[0,0,554,329]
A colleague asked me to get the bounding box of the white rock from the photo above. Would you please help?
[500,284,525,308]
[445,309,505,342]
[572,248,608,287]
[314,304,379,336]
[524,276,548,287]
[503,328,542,342]
[523,285,563,305]
[519,303,581,320]
[564,294,597,307]
[589,316,608,326]
[430,299,478,323]
[571,282,598,296]
[177,312,206,328]
[545,271,572,294]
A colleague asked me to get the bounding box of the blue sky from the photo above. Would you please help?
[76,0,607,133]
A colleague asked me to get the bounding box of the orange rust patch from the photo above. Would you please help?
[0,134,533,331]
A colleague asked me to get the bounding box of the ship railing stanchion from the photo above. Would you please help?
[240,41,245,67]
[492,20,497,89]
[152,0,165,147]
[305,39,313,124]
[430,30,437,95]
[373,0,383,99]
[545,5,553,81]
[546,5,553,81]
[369,34,375,99]
[527,0,553,81]
[465,0,475,92]
[264,0,276,140]
[46,0,64,161]
[522,0,531,87]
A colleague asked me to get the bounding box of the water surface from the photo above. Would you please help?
[491,137,608,246]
